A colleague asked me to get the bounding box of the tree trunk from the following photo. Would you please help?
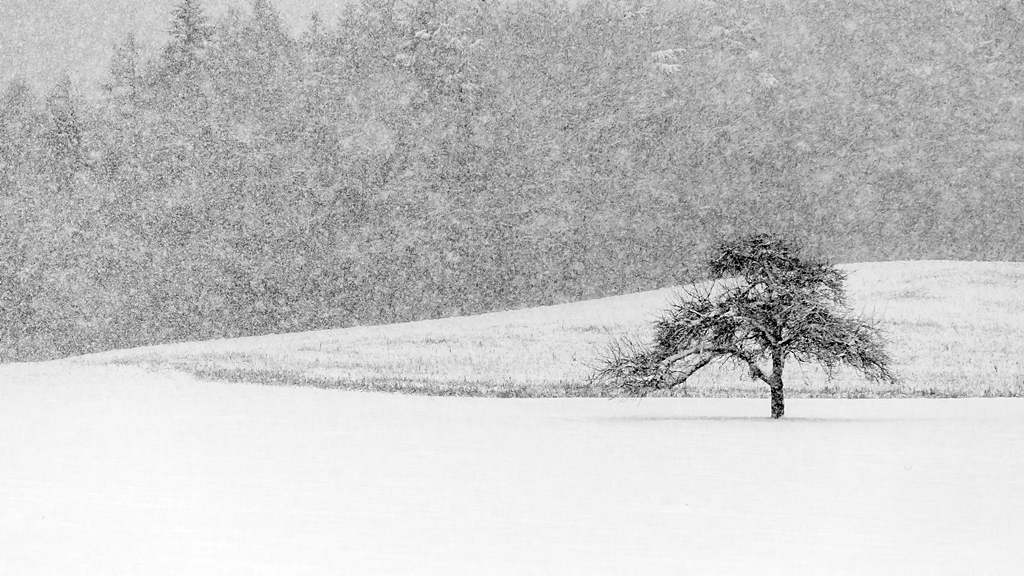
[769,348,785,419]
[769,382,784,419]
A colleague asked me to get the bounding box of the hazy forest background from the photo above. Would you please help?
[1,0,1022,362]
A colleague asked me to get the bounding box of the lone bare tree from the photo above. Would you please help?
[597,233,898,418]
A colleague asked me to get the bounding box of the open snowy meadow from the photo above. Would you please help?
[2,261,1023,574]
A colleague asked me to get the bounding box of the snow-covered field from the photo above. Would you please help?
[3,362,1023,575]
[3,261,1024,574]
[72,261,1024,398]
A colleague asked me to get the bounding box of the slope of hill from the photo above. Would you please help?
[2,262,1023,574]
[52,260,1024,398]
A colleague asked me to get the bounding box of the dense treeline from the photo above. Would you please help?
[2,0,1022,362]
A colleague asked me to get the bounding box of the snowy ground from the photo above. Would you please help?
[74,261,1024,397]
[3,362,1022,575]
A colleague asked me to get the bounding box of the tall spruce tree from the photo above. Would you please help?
[164,0,212,78]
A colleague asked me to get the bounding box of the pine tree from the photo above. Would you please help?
[44,74,86,182]
[164,0,212,77]
[106,33,143,111]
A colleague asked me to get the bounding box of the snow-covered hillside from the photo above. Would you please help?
[63,260,1024,398]
[3,261,1024,574]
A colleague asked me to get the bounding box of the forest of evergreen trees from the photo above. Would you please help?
[1,0,1022,362]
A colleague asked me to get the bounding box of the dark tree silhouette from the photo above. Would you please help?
[597,233,898,418]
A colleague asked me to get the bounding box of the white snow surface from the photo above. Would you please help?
[2,362,1023,575]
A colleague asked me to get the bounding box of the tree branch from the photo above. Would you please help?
[658,345,769,386]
